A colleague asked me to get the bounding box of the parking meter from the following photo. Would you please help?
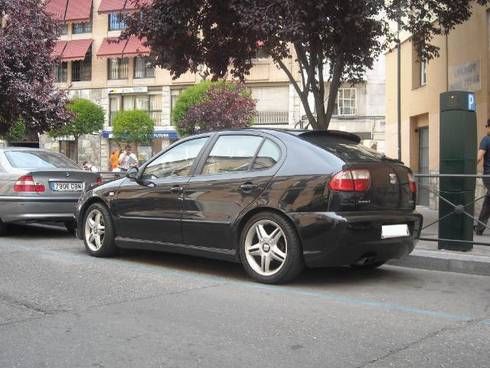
[439,91,477,251]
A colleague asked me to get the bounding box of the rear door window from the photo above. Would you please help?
[5,151,80,169]
[301,136,383,162]
[202,135,263,175]
[252,139,281,170]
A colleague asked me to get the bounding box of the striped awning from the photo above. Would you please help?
[98,0,151,13]
[60,39,93,62]
[65,0,93,22]
[97,36,149,58]
[51,41,68,59]
[45,0,68,21]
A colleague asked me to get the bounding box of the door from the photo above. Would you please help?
[114,137,209,243]
[418,127,430,206]
[182,134,283,250]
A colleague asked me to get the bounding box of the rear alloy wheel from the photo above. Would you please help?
[240,212,304,284]
[83,203,117,257]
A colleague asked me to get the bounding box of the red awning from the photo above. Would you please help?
[124,0,152,10]
[52,41,68,59]
[98,0,126,13]
[65,0,93,22]
[123,36,150,56]
[97,38,127,58]
[61,39,93,61]
[45,0,68,21]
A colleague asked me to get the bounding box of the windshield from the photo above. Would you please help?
[301,136,386,162]
[5,151,81,170]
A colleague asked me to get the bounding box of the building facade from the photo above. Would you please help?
[29,0,302,170]
[325,57,386,152]
[385,4,490,205]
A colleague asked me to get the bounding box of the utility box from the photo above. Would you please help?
[439,91,477,251]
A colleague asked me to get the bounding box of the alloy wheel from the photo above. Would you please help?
[84,209,106,252]
[244,219,287,277]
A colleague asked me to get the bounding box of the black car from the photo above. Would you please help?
[75,129,422,284]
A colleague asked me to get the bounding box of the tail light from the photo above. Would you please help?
[329,169,371,192]
[408,172,417,193]
[14,175,45,193]
[96,176,103,185]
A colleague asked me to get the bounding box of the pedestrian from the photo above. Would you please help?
[82,161,99,172]
[118,144,138,172]
[110,149,120,172]
[475,119,490,235]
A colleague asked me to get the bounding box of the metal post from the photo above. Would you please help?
[397,19,402,161]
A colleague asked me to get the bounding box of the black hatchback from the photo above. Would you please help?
[75,129,422,284]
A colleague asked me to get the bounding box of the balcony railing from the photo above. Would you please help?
[253,111,289,126]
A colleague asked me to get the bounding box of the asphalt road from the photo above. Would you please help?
[1,224,489,368]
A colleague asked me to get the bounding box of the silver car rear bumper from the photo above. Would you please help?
[0,196,77,223]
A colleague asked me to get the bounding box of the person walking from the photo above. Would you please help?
[475,120,490,235]
[118,145,138,172]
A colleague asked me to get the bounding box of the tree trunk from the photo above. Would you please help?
[75,136,79,164]
[324,55,345,128]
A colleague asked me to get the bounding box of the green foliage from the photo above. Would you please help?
[112,110,154,144]
[2,120,26,142]
[171,80,212,134]
[172,81,254,136]
[50,99,104,139]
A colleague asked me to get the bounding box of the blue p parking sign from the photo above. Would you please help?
[468,93,476,111]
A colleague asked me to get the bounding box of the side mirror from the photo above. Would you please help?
[126,167,139,180]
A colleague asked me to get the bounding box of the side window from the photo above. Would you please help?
[202,135,263,175]
[252,139,281,170]
[142,137,208,179]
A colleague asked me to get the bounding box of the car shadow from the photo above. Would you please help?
[6,223,72,239]
[118,248,413,287]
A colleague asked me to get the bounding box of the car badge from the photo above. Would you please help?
[66,172,71,177]
[389,173,398,185]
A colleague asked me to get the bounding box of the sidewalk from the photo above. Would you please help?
[388,206,490,276]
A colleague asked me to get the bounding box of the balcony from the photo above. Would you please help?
[253,111,289,127]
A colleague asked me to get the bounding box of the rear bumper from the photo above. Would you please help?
[0,196,77,223]
[290,211,423,268]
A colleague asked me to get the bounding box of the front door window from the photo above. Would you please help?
[142,137,209,179]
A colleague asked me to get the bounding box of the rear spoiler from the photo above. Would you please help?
[297,130,361,144]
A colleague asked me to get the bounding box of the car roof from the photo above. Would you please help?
[192,128,361,144]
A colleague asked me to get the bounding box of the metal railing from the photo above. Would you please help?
[415,173,490,247]
[253,111,289,126]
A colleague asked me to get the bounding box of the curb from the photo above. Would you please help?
[388,249,490,277]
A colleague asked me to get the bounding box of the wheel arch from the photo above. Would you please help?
[234,206,302,256]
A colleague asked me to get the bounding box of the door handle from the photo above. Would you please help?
[170,185,183,194]
[240,182,257,193]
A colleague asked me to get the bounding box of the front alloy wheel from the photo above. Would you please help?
[240,212,304,284]
[83,203,117,257]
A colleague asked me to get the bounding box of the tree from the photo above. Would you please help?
[125,0,489,130]
[176,82,256,137]
[0,0,71,136]
[112,110,154,145]
[2,120,26,143]
[50,99,105,162]
[172,80,212,130]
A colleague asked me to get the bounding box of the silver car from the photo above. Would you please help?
[0,148,100,235]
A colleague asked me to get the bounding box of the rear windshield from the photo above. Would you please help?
[5,151,80,170]
[301,136,384,162]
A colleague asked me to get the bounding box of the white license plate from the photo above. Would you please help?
[51,182,84,192]
[381,224,410,239]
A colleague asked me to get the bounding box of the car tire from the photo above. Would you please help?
[82,203,117,257]
[64,220,76,236]
[240,212,304,284]
[351,261,386,270]
[0,219,7,236]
